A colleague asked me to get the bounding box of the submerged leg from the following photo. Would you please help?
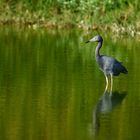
[104,73,109,93]
[110,73,113,96]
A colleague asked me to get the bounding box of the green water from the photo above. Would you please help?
[0,28,139,140]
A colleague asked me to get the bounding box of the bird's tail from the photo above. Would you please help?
[121,65,128,74]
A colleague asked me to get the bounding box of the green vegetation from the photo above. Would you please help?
[0,0,140,34]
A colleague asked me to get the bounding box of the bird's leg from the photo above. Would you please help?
[104,73,109,93]
[110,73,113,96]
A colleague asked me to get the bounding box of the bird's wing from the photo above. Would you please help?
[112,59,128,75]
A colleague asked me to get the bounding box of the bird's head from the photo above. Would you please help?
[85,35,103,43]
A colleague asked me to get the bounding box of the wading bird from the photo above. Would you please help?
[86,35,128,93]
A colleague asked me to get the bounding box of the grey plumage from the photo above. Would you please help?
[86,35,128,93]
[96,55,128,76]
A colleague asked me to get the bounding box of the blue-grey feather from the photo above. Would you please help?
[87,35,128,76]
[96,55,128,76]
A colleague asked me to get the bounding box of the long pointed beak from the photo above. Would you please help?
[85,40,90,43]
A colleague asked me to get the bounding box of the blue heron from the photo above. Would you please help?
[86,35,128,93]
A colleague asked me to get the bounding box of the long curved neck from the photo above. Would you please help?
[95,41,103,58]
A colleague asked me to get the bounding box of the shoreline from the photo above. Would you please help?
[0,19,140,37]
[0,0,140,37]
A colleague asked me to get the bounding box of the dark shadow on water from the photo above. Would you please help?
[92,91,127,136]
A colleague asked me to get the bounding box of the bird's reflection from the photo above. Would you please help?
[92,91,127,135]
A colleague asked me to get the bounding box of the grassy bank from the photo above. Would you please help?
[0,0,140,35]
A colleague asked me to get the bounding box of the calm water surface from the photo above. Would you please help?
[0,28,139,140]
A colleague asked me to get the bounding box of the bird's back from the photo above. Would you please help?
[96,55,128,76]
